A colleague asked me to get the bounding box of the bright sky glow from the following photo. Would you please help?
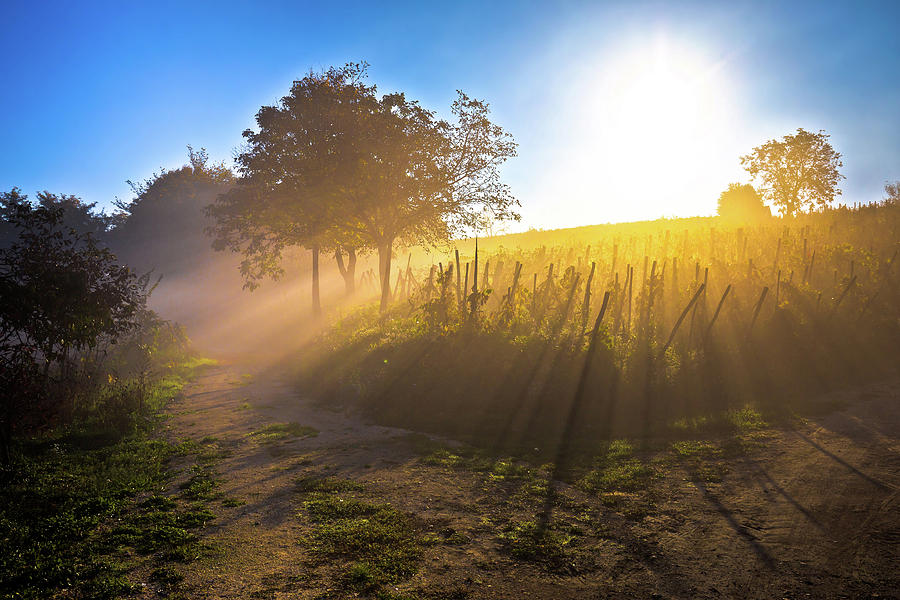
[558,36,738,223]
[2,1,899,231]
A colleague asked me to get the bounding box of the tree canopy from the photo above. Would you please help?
[111,147,233,275]
[0,194,149,370]
[206,63,519,312]
[740,128,844,217]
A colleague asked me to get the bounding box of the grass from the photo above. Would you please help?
[298,205,900,471]
[422,446,532,480]
[576,439,653,493]
[579,459,652,492]
[249,422,319,444]
[0,356,220,599]
[297,477,422,595]
[499,519,579,571]
[179,464,221,500]
[671,440,722,458]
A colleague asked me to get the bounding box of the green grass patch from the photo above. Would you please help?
[179,464,221,500]
[578,458,651,493]
[671,440,722,458]
[573,439,640,494]
[727,406,768,432]
[297,477,421,594]
[499,519,577,570]
[249,422,319,443]
[296,476,365,493]
[423,447,532,480]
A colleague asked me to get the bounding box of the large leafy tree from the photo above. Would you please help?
[347,89,519,310]
[740,128,844,217]
[207,63,519,313]
[206,65,372,316]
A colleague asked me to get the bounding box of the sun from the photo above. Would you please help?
[555,36,739,224]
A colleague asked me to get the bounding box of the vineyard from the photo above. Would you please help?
[303,202,900,457]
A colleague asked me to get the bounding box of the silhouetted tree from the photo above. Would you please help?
[1,188,112,248]
[0,196,149,463]
[740,128,844,217]
[110,146,233,275]
[716,183,771,222]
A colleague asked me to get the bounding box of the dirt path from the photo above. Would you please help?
[159,361,900,599]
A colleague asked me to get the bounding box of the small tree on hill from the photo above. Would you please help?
[716,183,771,222]
[885,181,900,205]
[740,128,844,217]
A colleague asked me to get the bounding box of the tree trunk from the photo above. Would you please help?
[311,245,321,318]
[378,240,393,312]
[335,247,357,296]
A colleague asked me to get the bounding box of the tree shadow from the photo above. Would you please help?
[791,430,894,491]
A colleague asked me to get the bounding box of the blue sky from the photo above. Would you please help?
[2,0,898,229]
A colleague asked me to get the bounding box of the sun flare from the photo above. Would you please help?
[547,37,740,225]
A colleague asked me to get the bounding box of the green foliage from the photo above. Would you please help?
[206,63,518,311]
[300,203,900,457]
[110,146,233,276]
[298,477,422,595]
[0,432,191,597]
[499,519,576,568]
[741,128,844,216]
[0,332,215,599]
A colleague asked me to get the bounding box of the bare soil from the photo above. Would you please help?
[153,361,900,599]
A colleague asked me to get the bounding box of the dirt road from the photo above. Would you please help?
[159,361,900,599]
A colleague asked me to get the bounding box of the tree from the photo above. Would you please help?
[110,146,233,275]
[206,65,373,315]
[716,183,771,222]
[337,86,519,311]
[740,128,844,217]
[0,194,150,463]
[885,181,900,205]
[1,189,112,248]
[207,63,519,313]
